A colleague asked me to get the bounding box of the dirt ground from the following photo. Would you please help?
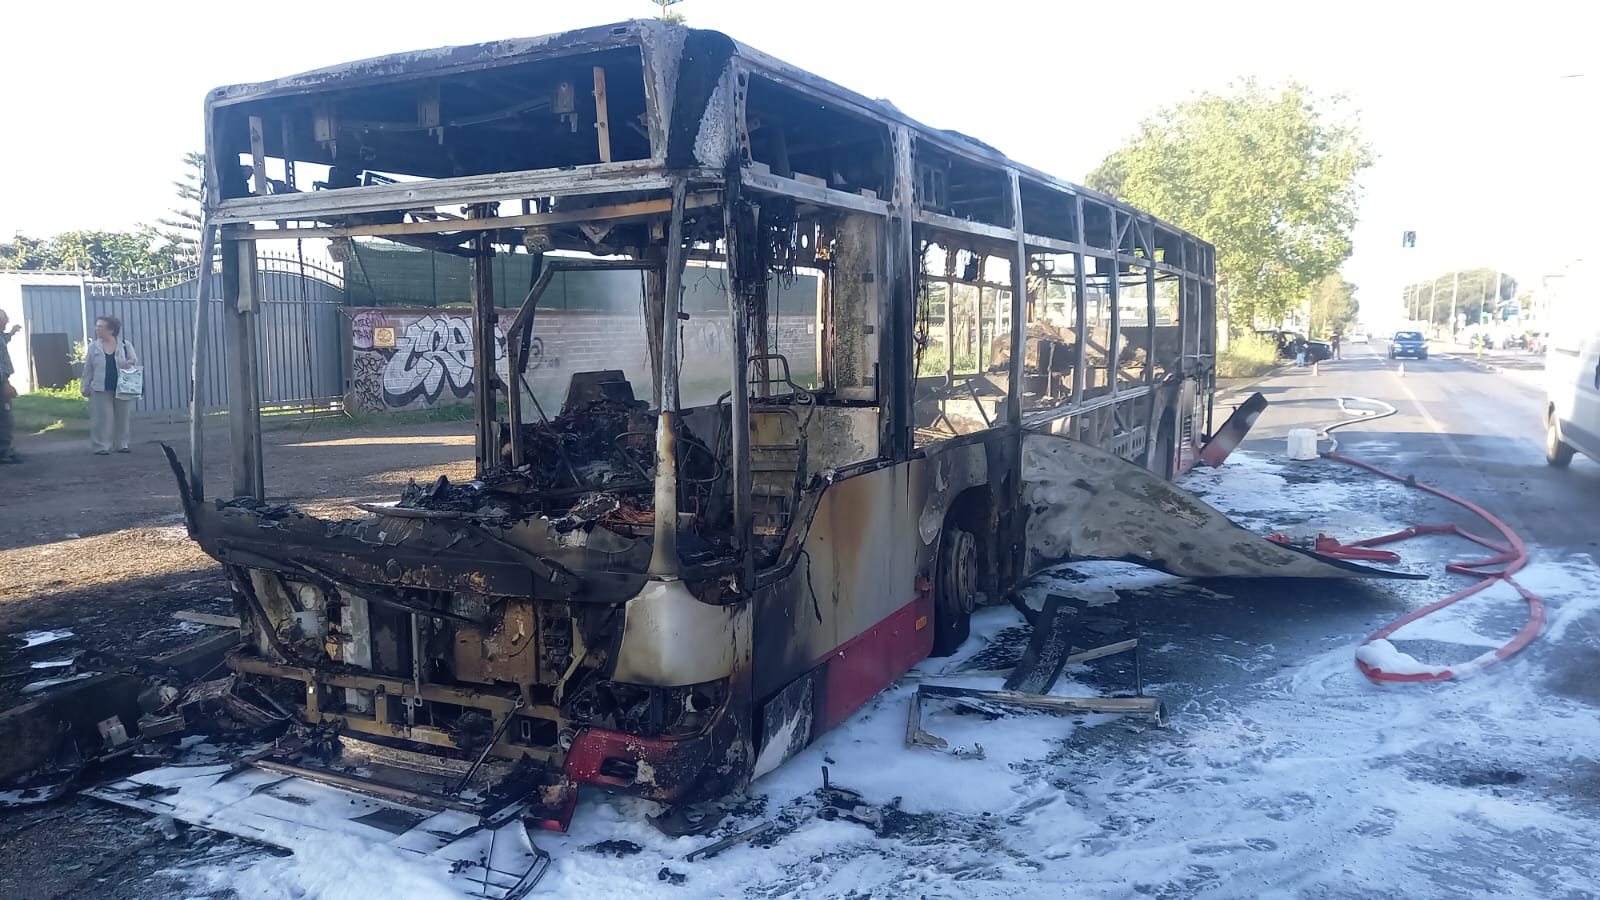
[0,417,475,626]
[0,415,476,900]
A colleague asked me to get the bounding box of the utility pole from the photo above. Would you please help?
[1449,270,1459,337]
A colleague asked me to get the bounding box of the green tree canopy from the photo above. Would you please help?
[1307,275,1360,339]
[1404,268,1518,327]
[0,227,186,279]
[1087,81,1373,333]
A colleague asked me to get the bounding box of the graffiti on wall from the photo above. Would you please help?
[347,307,814,413]
[350,310,520,411]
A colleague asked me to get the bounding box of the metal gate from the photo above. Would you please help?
[20,254,346,416]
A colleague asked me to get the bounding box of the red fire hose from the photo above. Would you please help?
[1322,452,1546,682]
[1306,398,1547,682]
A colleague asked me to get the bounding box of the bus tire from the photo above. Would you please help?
[931,525,977,657]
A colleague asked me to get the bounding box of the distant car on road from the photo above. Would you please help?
[1545,325,1600,467]
[1351,329,1369,343]
[1389,331,1428,360]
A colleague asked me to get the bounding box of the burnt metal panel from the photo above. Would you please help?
[1022,433,1425,580]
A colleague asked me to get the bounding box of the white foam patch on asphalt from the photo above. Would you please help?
[1180,452,1415,538]
[1356,638,1451,675]
[181,455,1600,898]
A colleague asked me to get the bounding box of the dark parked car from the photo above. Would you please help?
[1390,331,1429,360]
[1258,330,1333,362]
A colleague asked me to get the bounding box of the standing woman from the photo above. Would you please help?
[82,316,139,455]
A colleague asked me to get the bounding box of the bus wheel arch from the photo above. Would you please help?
[1150,406,1179,480]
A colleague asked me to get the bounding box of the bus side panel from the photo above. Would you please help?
[750,443,992,767]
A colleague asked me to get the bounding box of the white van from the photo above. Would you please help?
[1545,262,1600,467]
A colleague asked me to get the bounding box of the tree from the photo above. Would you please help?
[652,0,685,23]
[157,151,206,266]
[0,233,48,270]
[1087,81,1373,334]
[1404,268,1517,327]
[0,227,184,279]
[1307,275,1360,339]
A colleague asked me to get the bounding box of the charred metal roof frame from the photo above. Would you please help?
[199,18,1209,265]
[206,22,654,106]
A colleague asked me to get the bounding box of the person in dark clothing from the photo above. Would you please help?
[0,309,20,464]
[1331,333,1342,360]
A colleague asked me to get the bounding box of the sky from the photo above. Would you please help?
[2,0,1594,324]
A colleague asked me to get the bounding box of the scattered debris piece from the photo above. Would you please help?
[815,767,883,831]
[21,673,96,695]
[97,716,132,749]
[941,684,1165,723]
[147,814,181,842]
[942,637,1140,679]
[448,822,551,900]
[171,611,242,629]
[906,683,1167,755]
[649,804,726,837]
[1004,594,1076,694]
[0,781,72,808]
[0,633,245,794]
[685,821,776,862]
[15,630,74,650]
[29,657,78,670]
[657,867,687,886]
[584,839,644,858]
[1064,639,1140,666]
[89,765,553,899]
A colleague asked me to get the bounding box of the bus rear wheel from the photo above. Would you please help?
[931,526,977,657]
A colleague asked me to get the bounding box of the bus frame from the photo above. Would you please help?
[177,19,1219,829]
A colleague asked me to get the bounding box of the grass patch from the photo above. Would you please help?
[13,381,88,434]
[1217,333,1281,379]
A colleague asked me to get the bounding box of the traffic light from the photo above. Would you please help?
[1402,231,1417,248]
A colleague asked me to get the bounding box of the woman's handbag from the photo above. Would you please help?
[116,366,144,398]
[114,341,143,399]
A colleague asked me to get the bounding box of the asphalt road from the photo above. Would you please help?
[1037,343,1600,898]
[1231,339,1600,560]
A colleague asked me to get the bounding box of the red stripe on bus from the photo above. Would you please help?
[818,592,934,731]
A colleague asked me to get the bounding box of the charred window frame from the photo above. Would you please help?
[913,143,1012,229]
[739,76,890,200]
[911,231,1015,446]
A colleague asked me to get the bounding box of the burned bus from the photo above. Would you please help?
[167,20,1388,830]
